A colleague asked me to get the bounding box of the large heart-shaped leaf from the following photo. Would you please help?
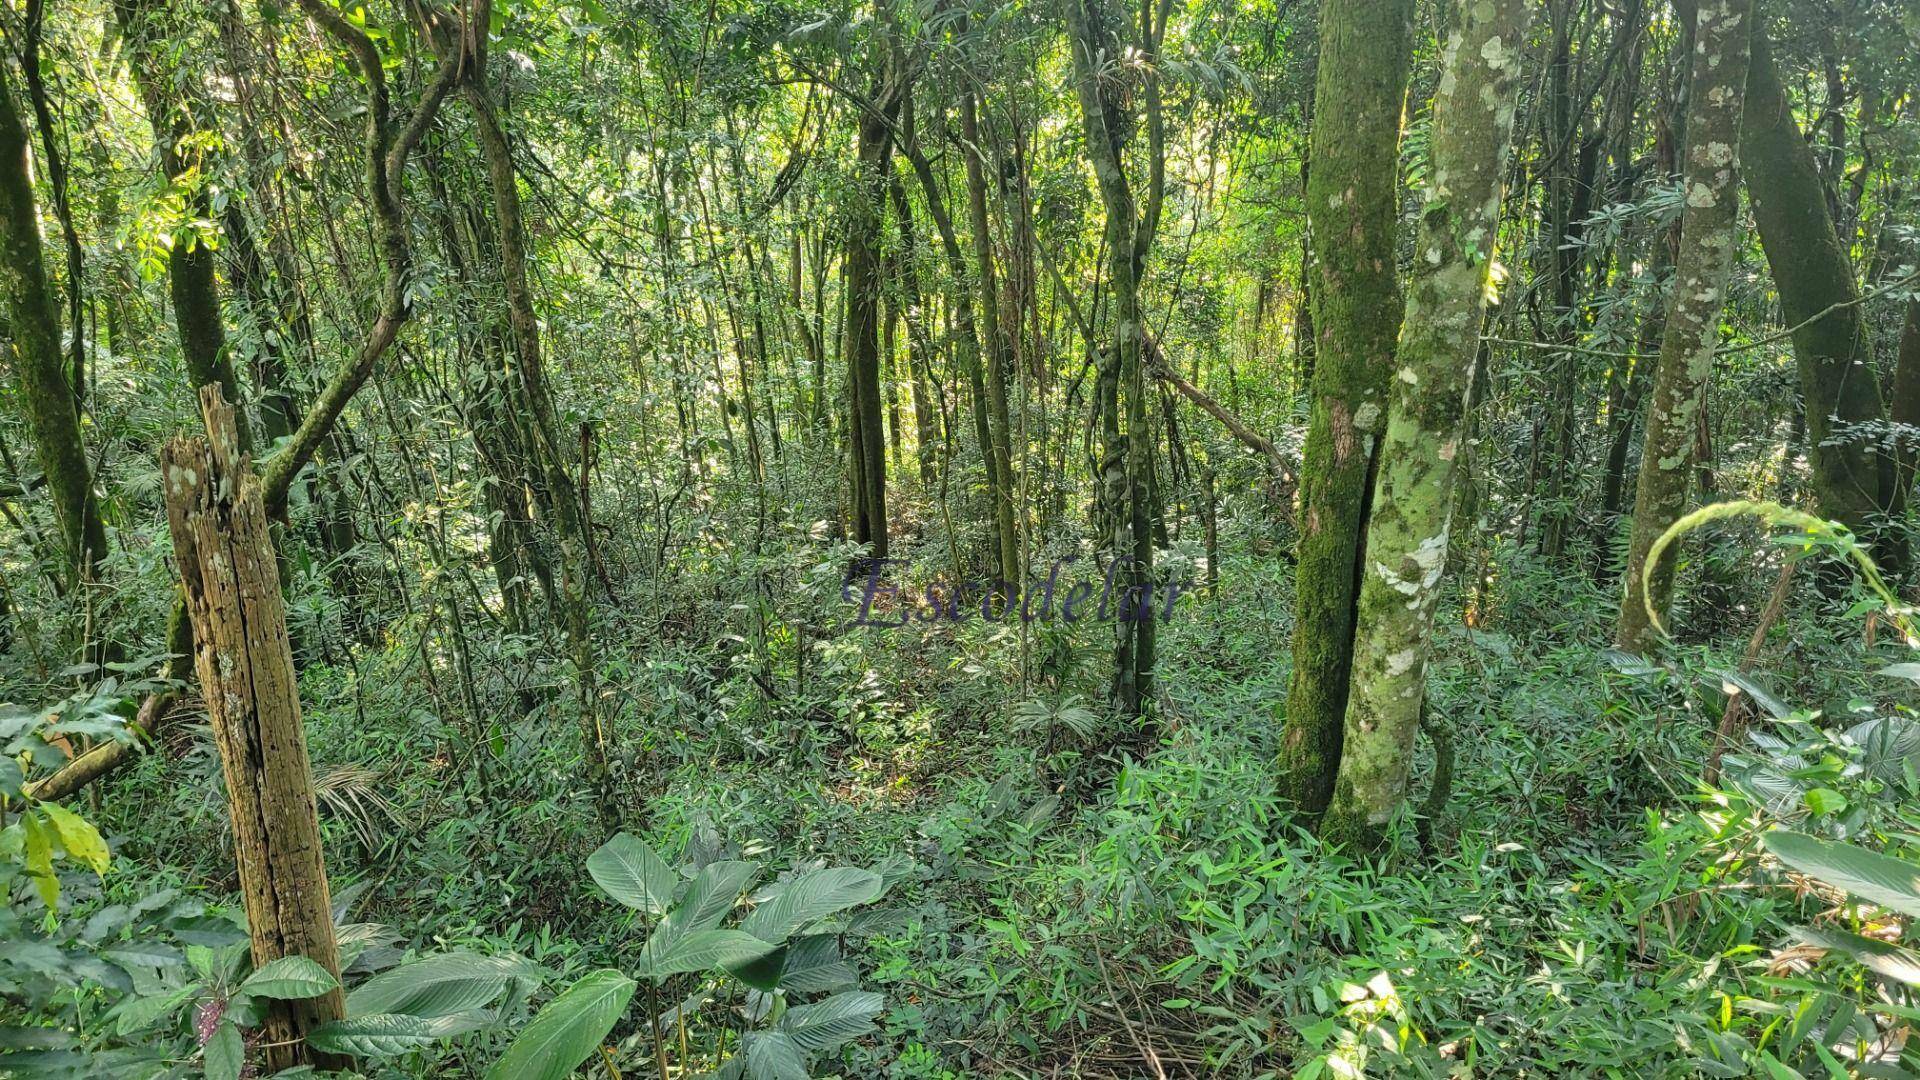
[348,951,539,1019]
[485,969,635,1080]
[306,1013,440,1057]
[777,991,883,1053]
[741,869,883,943]
[1765,831,1920,918]
[587,834,677,915]
[238,955,339,1001]
[637,930,777,979]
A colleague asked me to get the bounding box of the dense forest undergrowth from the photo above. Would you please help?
[7,0,1920,1076]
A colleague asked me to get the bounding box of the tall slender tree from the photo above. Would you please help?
[1615,0,1753,651]
[1742,19,1904,577]
[1064,0,1168,722]
[1320,0,1529,848]
[0,62,107,586]
[1277,0,1415,815]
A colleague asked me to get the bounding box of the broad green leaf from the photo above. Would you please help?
[726,935,858,992]
[727,944,787,992]
[37,803,109,875]
[348,951,538,1019]
[587,834,677,915]
[1795,925,1920,986]
[636,929,777,979]
[1877,662,1920,683]
[239,955,339,1000]
[646,861,763,968]
[674,861,761,933]
[775,936,856,993]
[1803,788,1848,816]
[777,991,883,1053]
[1765,831,1920,918]
[113,983,200,1035]
[21,813,56,907]
[204,1019,244,1080]
[307,1013,440,1056]
[484,969,634,1080]
[740,869,883,943]
[744,1030,809,1080]
[1714,669,1790,720]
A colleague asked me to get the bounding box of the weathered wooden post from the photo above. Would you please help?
[162,385,346,1071]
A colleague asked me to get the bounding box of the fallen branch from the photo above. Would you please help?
[1148,353,1290,482]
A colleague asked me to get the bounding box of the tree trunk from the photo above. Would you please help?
[0,63,107,586]
[1614,0,1752,652]
[1277,0,1414,816]
[1742,24,1904,576]
[889,173,941,487]
[112,0,251,451]
[162,387,346,1073]
[1894,294,1920,498]
[1319,0,1528,849]
[963,94,1021,585]
[460,56,616,825]
[1065,0,1163,723]
[844,60,901,560]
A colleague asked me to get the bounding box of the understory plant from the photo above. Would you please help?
[491,830,890,1079]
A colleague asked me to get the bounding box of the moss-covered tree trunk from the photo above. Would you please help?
[1319,0,1528,849]
[1277,0,1414,815]
[1742,23,1903,575]
[888,172,942,488]
[1894,294,1920,497]
[0,63,107,586]
[1614,0,1753,652]
[461,53,615,826]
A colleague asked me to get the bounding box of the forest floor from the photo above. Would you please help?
[82,530,1907,1077]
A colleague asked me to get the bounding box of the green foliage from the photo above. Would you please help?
[492,831,888,1077]
[485,968,636,1080]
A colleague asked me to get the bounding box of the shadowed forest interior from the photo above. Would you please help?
[7,0,1920,1075]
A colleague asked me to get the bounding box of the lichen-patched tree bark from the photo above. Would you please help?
[1318,0,1529,849]
[1614,0,1752,652]
[1277,0,1414,815]
[0,63,107,587]
[1740,23,1903,576]
[163,387,346,1073]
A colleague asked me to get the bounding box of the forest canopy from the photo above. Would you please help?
[4,0,1920,1075]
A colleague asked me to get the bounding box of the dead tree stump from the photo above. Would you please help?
[162,385,347,1072]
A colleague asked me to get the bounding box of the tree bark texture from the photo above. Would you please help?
[1615,0,1752,652]
[0,63,107,585]
[1320,0,1529,848]
[162,386,345,1072]
[1278,0,1415,815]
[1742,22,1902,573]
